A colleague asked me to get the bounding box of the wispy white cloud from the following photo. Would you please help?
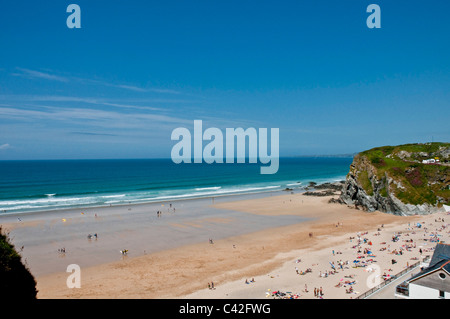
[0,93,261,135]
[0,105,191,128]
[69,132,118,137]
[33,96,165,112]
[12,67,180,94]
[113,84,179,94]
[0,94,182,112]
[13,68,69,82]
[0,143,11,150]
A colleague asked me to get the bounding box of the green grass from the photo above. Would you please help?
[379,182,388,198]
[357,170,373,196]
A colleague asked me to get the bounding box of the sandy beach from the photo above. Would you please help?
[1,190,448,299]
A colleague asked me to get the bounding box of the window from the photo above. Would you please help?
[439,290,445,298]
[439,273,446,280]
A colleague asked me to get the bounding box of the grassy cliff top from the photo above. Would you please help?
[360,142,449,162]
[355,142,449,206]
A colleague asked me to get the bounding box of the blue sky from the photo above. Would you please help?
[0,0,449,159]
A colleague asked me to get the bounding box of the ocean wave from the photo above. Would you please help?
[0,184,286,211]
[0,195,103,210]
[101,194,126,199]
[0,179,346,213]
[144,185,282,201]
[0,179,344,213]
[0,198,101,211]
[194,187,221,191]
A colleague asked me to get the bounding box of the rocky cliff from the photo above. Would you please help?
[339,143,449,216]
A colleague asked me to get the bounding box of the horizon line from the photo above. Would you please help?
[0,154,356,161]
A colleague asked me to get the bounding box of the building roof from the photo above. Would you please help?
[429,243,450,266]
[407,243,450,283]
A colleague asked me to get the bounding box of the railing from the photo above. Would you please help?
[355,256,430,299]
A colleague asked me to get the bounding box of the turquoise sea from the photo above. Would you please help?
[0,157,352,214]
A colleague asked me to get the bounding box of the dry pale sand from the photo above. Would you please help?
[185,195,449,299]
[6,192,448,299]
[186,214,449,299]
